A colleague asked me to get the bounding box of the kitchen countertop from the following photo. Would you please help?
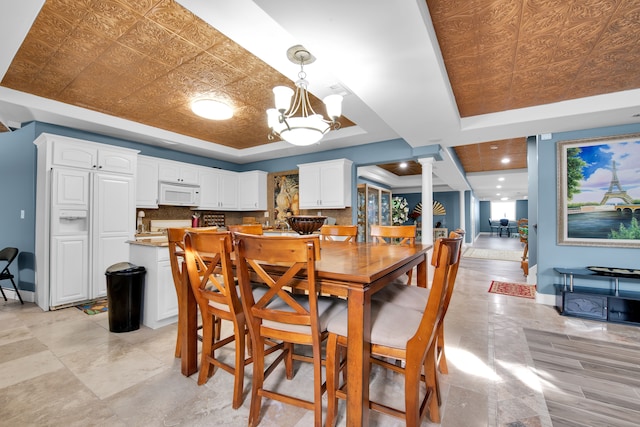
[128,239,168,247]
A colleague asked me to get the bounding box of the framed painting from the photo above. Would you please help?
[557,133,640,247]
[273,172,299,223]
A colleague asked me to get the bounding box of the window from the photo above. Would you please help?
[491,201,515,220]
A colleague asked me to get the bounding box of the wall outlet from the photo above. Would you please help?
[20,209,25,219]
[317,211,322,216]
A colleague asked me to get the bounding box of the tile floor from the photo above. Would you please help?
[2,234,639,426]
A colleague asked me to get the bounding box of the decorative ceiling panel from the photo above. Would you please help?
[453,138,527,173]
[427,0,640,118]
[0,0,354,148]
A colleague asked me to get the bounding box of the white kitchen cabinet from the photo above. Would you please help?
[34,133,138,310]
[238,170,267,210]
[129,243,178,329]
[298,158,353,209]
[136,155,159,208]
[196,168,238,210]
[52,136,136,174]
[158,159,199,185]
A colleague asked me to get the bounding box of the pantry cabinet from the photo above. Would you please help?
[298,158,353,209]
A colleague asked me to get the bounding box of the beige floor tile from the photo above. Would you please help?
[0,350,65,389]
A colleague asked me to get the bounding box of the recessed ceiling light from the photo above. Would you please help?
[496,193,501,196]
[501,157,510,164]
[399,162,408,168]
[500,197,509,201]
[498,177,505,181]
[490,145,499,150]
[191,98,233,120]
[496,185,502,189]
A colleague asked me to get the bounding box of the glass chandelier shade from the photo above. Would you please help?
[267,46,343,146]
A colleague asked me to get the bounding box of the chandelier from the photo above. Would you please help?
[267,45,343,146]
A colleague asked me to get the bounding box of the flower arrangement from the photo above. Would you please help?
[392,196,409,225]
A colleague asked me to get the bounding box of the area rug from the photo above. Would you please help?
[76,298,108,315]
[488,281,536,299]
[463,247,522,262]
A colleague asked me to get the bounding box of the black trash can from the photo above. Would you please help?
[105,262,146,333]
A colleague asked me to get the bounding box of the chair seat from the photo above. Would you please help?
[327,299,423,350]
[372,283,429,312]
[263,296,347,335]
[208,284,268,312]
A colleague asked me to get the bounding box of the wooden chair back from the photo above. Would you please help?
[370,225,416,246]
[319,225,357,242]
[227,223,264,235]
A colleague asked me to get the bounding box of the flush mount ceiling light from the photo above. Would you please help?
[191,98,233,120]
[501,157,511,164]
[267,45,343,146]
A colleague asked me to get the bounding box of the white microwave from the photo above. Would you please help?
[158,181,201,206]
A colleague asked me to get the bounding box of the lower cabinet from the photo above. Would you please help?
[555,285,640,326]
[129,243,178,329]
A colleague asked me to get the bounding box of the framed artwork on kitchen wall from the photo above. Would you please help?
[273,172,299,223]
[557,133,640,248]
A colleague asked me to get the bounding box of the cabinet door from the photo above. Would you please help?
[564,292,607,320]
[93,173,135,298]
[136,157,159,208]
[52,168,90,208]
[197,168,222,209]
[50,235,90,306]
[52,139,97,169]
[298,164,322,208]
[97,148,137,174]
[238,171,267,210]
[157,259,179,320]
[218,170,238,210]
[318,162,347,207]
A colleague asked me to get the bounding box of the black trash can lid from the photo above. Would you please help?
[106,262,146,275]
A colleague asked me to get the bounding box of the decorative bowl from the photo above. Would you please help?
[287,215,327,235]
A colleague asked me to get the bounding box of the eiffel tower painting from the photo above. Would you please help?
[600,160,634,204]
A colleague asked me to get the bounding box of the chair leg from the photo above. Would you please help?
[437,325,448,374]
[404,361,422,426]
[325,334,339,427]
[9,278,23,304]
[232,320,246,409]
[0,285,7,301]
[198,315,215,385]
[248,337,265,427]
[425,347,441,423]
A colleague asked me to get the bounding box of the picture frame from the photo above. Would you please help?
[557,133,640,247]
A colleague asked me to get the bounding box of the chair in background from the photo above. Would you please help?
[183,230,277,409]
[370,225,417,285]
[325,236,462,426]
[319,225,357,242]
[488,218,499,235]
[518,218,529,275]
[234,233,346,427]
[227,223,264,235]
[0,247,23,304]
[498,218,510,237]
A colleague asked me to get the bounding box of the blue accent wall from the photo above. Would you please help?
[393,190,462,230]
[537,123,640,297]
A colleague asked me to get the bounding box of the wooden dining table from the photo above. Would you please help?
[178,239,432,426]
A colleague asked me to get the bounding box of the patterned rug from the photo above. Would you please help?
[76,298,108,315]
[488,281,536,299]
[463,248,522,262]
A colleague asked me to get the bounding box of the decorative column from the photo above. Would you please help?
[458,190,466,238]
[418,157,435,247]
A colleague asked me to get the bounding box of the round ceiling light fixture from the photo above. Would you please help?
[191,98,233,120]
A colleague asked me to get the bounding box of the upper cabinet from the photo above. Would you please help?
[196,168,238,211]
[298,158,353,209]
[51,136,136,174]
[136,156,159,208]
[238,171,267,211]
[157,159,199,185]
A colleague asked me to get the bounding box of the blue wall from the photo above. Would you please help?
[393,190,463,230]
[536,123,640,296]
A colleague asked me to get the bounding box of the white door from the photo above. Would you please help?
[50,235,90,306]
[93,173,135,298]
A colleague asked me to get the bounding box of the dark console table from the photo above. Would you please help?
[554,267,640,326]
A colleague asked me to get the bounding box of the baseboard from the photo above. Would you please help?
[0,288,35,304]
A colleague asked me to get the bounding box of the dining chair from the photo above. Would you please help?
[167,227,219,358]
[183,230,276,409]
[319,225,357,242]
[325,235,462,426]
[227,223,264,235]
[234,232,347,427]
[370,224,416,284]
[0,247,23,304]
[372,230,464,376]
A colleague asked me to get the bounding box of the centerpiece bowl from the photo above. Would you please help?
[287,215,327,235]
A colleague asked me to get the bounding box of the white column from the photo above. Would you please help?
[458,190,466,235]
[418,158,435,246]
